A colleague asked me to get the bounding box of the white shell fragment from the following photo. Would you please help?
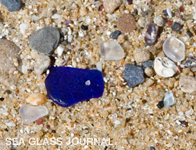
[154,57,177,77]
[99,41,125,60]
[163,91,175,108]
[163,36,185,62]
[19,105,48,124]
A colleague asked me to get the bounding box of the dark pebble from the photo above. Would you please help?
[180,121,188,127]
[157,101,164,108]
[5,90,11,94]
[142,99,147,104]
[127,0,133,4]
[0,0,21,12]
[142,60,153,68]
[186,30,193,37]
[150,146,156,150]
[123,64,145,88]
[184,56,196,68]
[171,22,182,31]
[162,10,168,16]
[143,11,148,15]
[0,97,4,101]
[113,25,117,28]
[4,128,8,132]
[145,23,159,45]
[126,118,130,122]
[81,25,88,30]
[110,30,121,39]
[52,130,56,133]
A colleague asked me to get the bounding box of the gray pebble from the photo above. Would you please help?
[0,0,21,12]
[110,30,121,39]
[163,91,175,108]
[142,60,153,68]
[123,64,145,88]
[29,26,60,55]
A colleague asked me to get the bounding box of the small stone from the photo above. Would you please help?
[26,93,47,105]
[163,36,185,62]
[144,67,155,77]
[123,64,145,88]
[110,30,121,39]
[145,23,159,45]
[162,9,168,16]
[134,48,151,63]
[180,121,188,127]
[154,57,177,78]
[157,51,165,57]
[6,122,15,127]
[186,30,193,37]
[36,118,43,125]
[184,56,196,68]
[142,60,153,68]
[157,100,164,108]
[117,34,125,43]
[20,23,28,34]
[81,25,88,30]
[96,61,102,72]
[29,26,60,55]
[143,11,148,15]
[117,13,136,33]
[45,66,104,107]
[0,0,21,12]
[0,97,4,101]
[150,146,156,150]
[0,39,22,87]
[57,45,64,57]
[179,75,196,94]
[103,0,122,14]
[19,105,48,124]
[127,0,133,4]
[171,22,182,31]
[163,91,175,108]
[99,41,125,60]
[153,16,164,27]
[166,7,172,18]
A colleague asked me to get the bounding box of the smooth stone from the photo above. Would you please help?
[154,57,177,78]
[26,93,47,105]
[142,60,153,68]
[153,15,164,27]
[163,36,185,62]
[163,91,175,108]
[123,64,145,88]
[29,26,60,55]
[0,0,21,12]
[0,39,22,87]
[179,75,196,94]
[145,23,159,45]
[134,48,151,63]
[144,67,155,77]
[103,0,122,14]
[184,56,196,68]
[171,22,182,32]
[45,66,104,107]
[99,41,125,60]
[110,30,121,39]
[19,105,48,124]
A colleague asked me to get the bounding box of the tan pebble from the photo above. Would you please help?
[157,51,165,57]
[183,68,191,75]
[134,48,151,63]
[174,81,179,88]
[26,93,47,105]
[188,72,194,77]
[117,34,125,43]
[103,0,122,14]
[144,67,155,77]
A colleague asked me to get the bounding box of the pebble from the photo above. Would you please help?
[26,93,47,105]
[0,39,22,87]
[20,23,28,34]
[0,0,21,12]
[163,36,185,62]
[142,60,153,68]
[96,61,102,72]
[57,45,64,57]
[29,26,60,55]
[145,23,159,45]
[171,22,182,31]
[153,15,164,27]
[144,67,155,77]
[81,25,88,30]
[179,75,196,94]
[45,66,104,107]
[186,30,193,37]
[154,57,177,78]
[117,13,136,33]
[157,100,164,108]
[163,91,175,108]
[180,121,188,127]
[110,30,121,39]
[19,105,48,124]
[150,146,156,150]
[99,41,125,60]
[134,48,151,63]
[184,56,196,68]
[162,9,168,16]
[117,34,125,43]
[36,118,43,125]
[123,64,145,88]
[103,0,122,14]
[166,7,172,18]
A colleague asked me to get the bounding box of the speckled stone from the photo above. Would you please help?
[0,0,21,12]
[142,60,153,68]
[134,48,151,63]
[123,64,145,88]
[179,75,196,94]
[103,0,122,14]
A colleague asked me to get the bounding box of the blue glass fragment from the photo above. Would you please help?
[45,66,104,107]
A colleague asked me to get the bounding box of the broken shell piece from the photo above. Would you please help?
[163,36,185,62]
[26,93,47,105]
[154,57,177,77]
[19,105,48,124]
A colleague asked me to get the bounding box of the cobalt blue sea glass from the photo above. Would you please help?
[45,66,104,107]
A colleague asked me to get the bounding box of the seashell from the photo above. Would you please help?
[154,57,177,77]
[163,36,185,62]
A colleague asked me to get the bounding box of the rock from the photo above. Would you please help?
[57,45,64,57]
[29,26,60,55]
[81,25,88,30]
[103,0,122,14]
[20,23,28,34]
[171,22,183,31]
[134,48,151,63]
[153,15,164,27]
[99,41,125,60]
[45,66,104,107]
[96,61,102,72]
[117,34,125,43]
[123,64,145,88]
[157,51,165,57]
[179,75,196,94]
[163,91,175,108]
[145,23,159,45]
[0,39,22,87]
[163,36,185,62]
[110,30,121,39]
[0,0,21,12]
[144,67,155,77]
[19,105,48,124]
[142,60,153,68]
[117,13,136,33]
[157,100,164,108]
[184,56,196,68]
[154,57,177,78]
[26,93,47,105]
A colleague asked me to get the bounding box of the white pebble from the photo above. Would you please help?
[167,7,172,18]
[51,14,61,19]
[20,23,28,34]
[96,61,102,71]
[57,45,64,57]
[79,30,84,37]
[6,122,16,127]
